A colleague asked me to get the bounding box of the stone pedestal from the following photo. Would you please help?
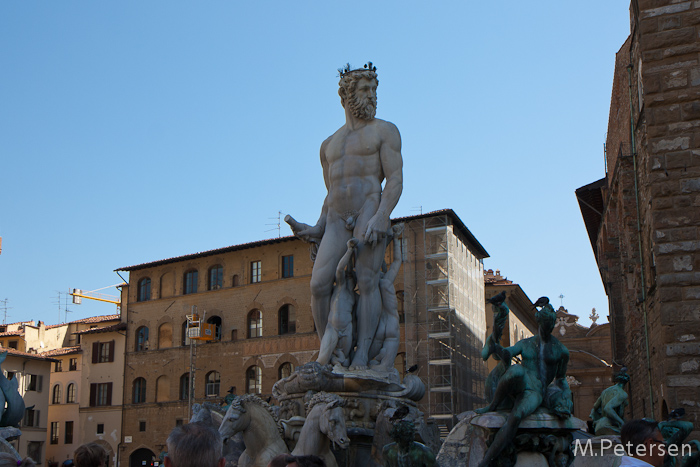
[274,363,433,467]
[437,410,587,467]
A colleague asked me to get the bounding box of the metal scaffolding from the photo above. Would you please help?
[401,213,487,435]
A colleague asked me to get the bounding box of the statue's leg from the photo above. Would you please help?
[478,388,542,467]
[317,326,339,365]
[349,237,386,370]
[310,220,352,341]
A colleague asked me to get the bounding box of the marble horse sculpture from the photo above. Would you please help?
[291,392,349,467]
[218,395,288,467]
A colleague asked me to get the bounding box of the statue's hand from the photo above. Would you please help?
[364,212,389,246]
[297,224,324,242]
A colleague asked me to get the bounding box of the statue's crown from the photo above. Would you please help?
[338,62,377,78]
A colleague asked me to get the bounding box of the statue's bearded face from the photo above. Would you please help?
[348,77,377,120]
[339,71,378,120]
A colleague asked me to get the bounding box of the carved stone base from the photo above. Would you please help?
[275,363,434,467]
[437,411,587,467]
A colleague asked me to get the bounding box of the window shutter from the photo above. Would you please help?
[24,376,29,391]
[37,375,43,392]
[89,384,97,407]
[106,383,113,406]
[92,342,99,364]
[108,340,115,362]
[35,410,40,427]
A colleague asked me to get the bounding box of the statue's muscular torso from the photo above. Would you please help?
[323,118,397,216]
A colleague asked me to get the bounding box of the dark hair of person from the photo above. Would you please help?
[267,454,289,467]
[74,443,108,467]
[166,422,222,467]
[621,419,661,448]
[286,455,326,467]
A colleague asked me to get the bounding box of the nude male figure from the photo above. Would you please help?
[475,303,572,467]
[287,63,403,370]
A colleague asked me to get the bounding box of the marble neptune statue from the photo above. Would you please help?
[286,62,403,370]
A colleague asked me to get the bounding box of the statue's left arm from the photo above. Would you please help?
[364,122,403,246]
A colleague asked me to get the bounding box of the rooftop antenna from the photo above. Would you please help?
[64,289,73,323]
[411,206,423,215]
[265,211,282,238]
[559,294,565,307]
[0,299,10,324]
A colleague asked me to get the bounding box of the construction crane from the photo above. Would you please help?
[70,283,124,311]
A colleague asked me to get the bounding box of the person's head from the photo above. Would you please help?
[0,454,35,467]
[535,304,556,336]
[165,422,224,467]
[74,443,108,467]
[283,455,326,467]
[614,368,630,386]
[338,63,378,120]
[390,420,416,450]
[621,419,666,467]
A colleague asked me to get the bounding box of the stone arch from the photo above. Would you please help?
[156,375,170,402]
[129,448,155,467]
[158,322,173,349]
[159,271,175,298]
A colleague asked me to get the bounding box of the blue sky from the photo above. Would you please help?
[1,2,631,327]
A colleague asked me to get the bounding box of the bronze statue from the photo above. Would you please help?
[382,420,435,467]
[476,297,572,467]
[589,368,629,435]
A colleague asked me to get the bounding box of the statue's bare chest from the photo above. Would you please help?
[326,125,382,164]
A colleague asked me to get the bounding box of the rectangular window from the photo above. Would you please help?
[92,341,115,364]
[282,255,294,278]
[25,374,42,392]
[89,383,112,407]
[184,270,198,295]
[50,422,59,444]
[96,424,104,435]
[69,358,78,371]
[139,421,146,432]
[250,261,261,283]
[175,419,184,427]
[54,361,62,372]
[23,408,39,427]
[8,341,17,349]
[27,442,42,465]
[65,421,74,444]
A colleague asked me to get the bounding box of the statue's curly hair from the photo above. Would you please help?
[305,392,345,414]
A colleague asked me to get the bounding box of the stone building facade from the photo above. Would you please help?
[553,308,613,422]
[576,0,700,431]
[115,209,488,463]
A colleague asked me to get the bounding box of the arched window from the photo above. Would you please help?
[246,366,262,394]
[136,326,149,351]
[248,310,262,338]
[232,275,240,287]
[279,362,294,380]
[138,278,151,302]
[208,265,223,290]
[184,270,198,295]
[207,316,222,341]
[52,384,61,404]
[133,378,146,404]
[396,290,405,323]
[156,375,170,402]
[66,383,76,403]
[205,371,220,397]
[179,373,190,401]
[278,305,296,335]
[158,322,173,349]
